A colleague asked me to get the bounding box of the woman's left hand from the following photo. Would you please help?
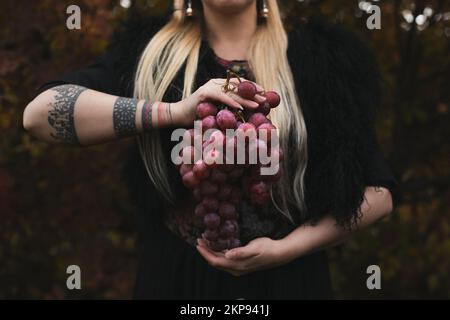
[196,237,291,277]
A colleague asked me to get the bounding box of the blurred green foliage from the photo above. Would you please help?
[0,0,449,299]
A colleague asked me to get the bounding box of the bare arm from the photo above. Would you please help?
[23,84,181,146]
[278,186,393,259]
[196,186,394,276]
[23,80,263,146]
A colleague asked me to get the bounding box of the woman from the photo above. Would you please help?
[23,0,396,299]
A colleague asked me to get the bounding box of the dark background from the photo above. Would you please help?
[0,0,449,299]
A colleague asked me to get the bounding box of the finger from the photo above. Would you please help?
[225,246,259,260]
[253,82,264,92]
[210,78,226,86]
[209,90,243,110]
[197,245,235,268]
[196,248,244,276]
[227,91,259,109]
[230,78,265,92]
[197,238,207,247]
[254,94,267,104]
[197,239,223,255]
[197,239,227,258]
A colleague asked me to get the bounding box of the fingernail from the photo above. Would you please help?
[238,105,244,110]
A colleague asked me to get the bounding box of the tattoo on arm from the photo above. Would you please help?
[141,101,153,131]
[113,97,139,138]
[154,102,172,127]
[48,85,87,144]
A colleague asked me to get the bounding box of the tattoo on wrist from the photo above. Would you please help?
[141,101,153,131]
[113,97,138,138]
[154,102,172,127]
[48,85,87,144]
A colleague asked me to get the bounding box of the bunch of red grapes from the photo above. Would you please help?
[177,77,283,251]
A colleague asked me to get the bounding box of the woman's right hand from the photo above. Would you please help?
[171,78,266,127]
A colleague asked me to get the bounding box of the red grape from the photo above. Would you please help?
[203,229,219,241]
[216,109,237,130]
[248,112,269,128]
[265,91,281,108]
[202,196,219,211]
[237,122,256,133]
[207,130,225,148]
[217,184,233,200]
[269,148,283,162]
[194,204,206,218]
[181,145,196,164]
[210,169,228,184]
[203,148,223,167]
[229,188,241,205]
[238,81,257,99]
[200,180,219,195]
[256,102,271,116]
[257,123,276,144]
[219,220,236,238]
[182,171,199,189]
[249,181,271,205]
[218,202,236,219]
[228,167,244,180]
[193,187,203,201]
[196,102,218,119]
[219,164,235,173]
[193,160,210,179]
[179,163,193,176]
[209,240,228,251]
[204,213,221,229]
[202,115,217,131]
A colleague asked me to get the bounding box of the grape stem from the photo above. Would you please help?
[222,69,242,93]
[221,70,247,123]
[236,110,246,123]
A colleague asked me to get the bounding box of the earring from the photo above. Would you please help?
[186,0,194,17]
[260,0,269,18]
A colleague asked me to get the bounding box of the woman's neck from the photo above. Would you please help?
[203,3,257,61]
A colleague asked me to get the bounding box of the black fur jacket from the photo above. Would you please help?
[47,13,395,230]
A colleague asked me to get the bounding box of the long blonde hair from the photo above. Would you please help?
[133,0,307,222]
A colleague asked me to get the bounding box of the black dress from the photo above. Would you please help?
[37,17,397,299]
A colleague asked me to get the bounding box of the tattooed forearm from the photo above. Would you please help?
[113,97,139,138]
[140,101,174,130]
[48,85,87,144]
